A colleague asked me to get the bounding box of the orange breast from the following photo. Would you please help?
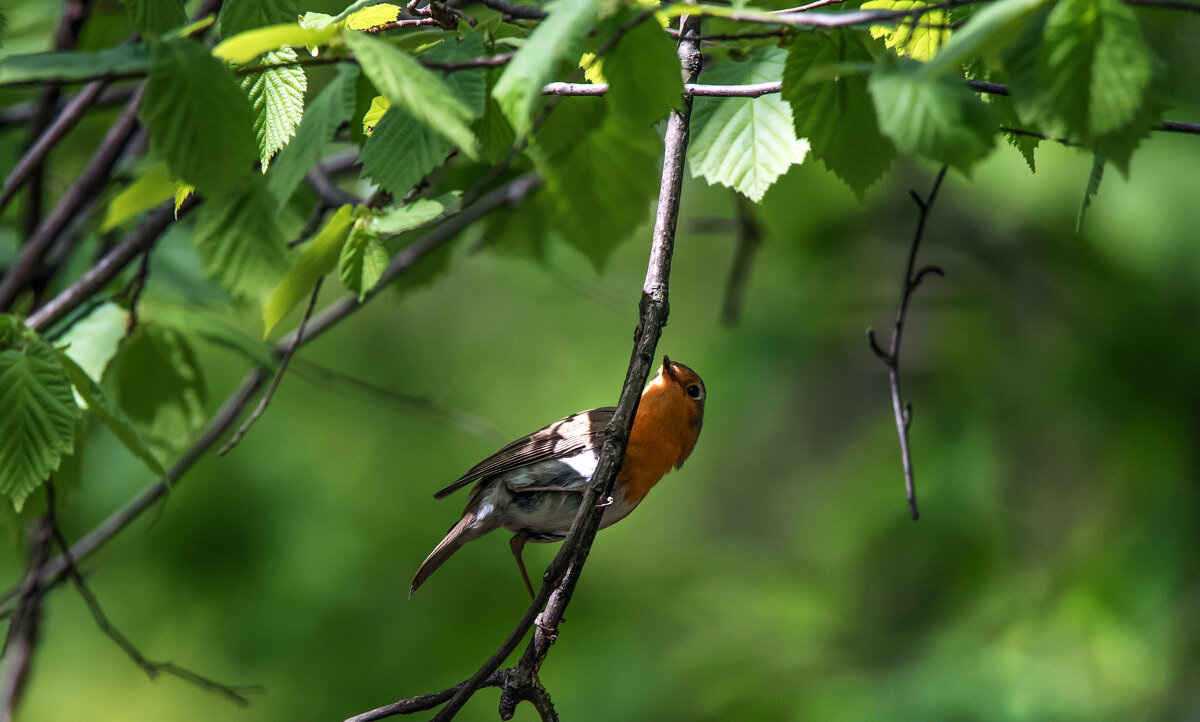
[616,382,702,506]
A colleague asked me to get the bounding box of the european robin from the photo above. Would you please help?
[410,356,706,597]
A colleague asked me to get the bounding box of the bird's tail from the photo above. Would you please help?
[409,512,485,597]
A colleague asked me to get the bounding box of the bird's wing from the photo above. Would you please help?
[432,407,615,499]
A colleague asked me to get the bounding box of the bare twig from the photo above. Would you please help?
[0,514,53,722]
[219,278,324,455]
[0,84,146,311]
[866,166,949,520]
[469,0,547,20]
[721,193,763,325]
[43,482,258,706]
[422,52,514,71]
[0,85,135,130]
[775,0,846,11]
[305,166,362,208]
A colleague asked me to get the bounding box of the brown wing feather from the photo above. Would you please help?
[433,407,615,499]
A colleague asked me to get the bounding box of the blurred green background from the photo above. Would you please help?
[4,2,1200,721]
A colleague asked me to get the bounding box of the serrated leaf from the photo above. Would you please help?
[492,0,602,137]
[191,186,289,302]
[119,0,187,36]
[923,0,1051,77]
[111,323,206,453]
[267,64,359,206]
[473,93,517,164]
[174,179,194,215]
[690,47,809,202]
[344,31,478,158]
[338,227,388,301]
[57,350,167,478]
[0,339,79,511]
[363,95,389,135]
[143,37,259,196]
[369,195,454,235]
[358,106,452,197]
[218,0,300,38]
[213,23,339,64]
[604,19,682,127]
[782,31,895,198]
[860,0,947,61]
[345,4,402,30]
[868,60,995,173]
[423,34,487,119]
[58,302,128,383]
[0,45,150,85]
[264,204,355,337]
[242,47,307,171]
[103,161,175,231]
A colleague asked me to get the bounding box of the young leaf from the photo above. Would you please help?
[119,0,187,36]
[363,95,389,135]
[218,0,300,38]
[102,162,175,231]
[345,4,403,31]
[369,195,454,235]
[264,204,355,337]
[492,0,602,137]
[782,31,895,198]
[58,302,128,383]
[0,337,79,511]
[860,0,948,61]
[111,323,206,453]
[358,106,452,197]
[267,64,359,206]
[241,47,308,171]
[690,47,809,202]
[603,19,683,127]
[191,186,289,302]
[344,31,478,158]
[56,350,167,478]
[339,227,388,301]
[142,37,259,196]
[213,24,339,64]
[869,60,995,173]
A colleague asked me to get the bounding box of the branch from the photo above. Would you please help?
[347,10,703,722]
[44,482,258,706]
[0,513,53,722]
[469,0,547,20]
[0,83,146,311]
[0,173,543,615]
[866,166,948,521]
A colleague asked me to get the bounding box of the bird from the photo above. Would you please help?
[410,356,706,598]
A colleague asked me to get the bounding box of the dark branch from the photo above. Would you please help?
[0,511,53,720]
[867,166,949,521]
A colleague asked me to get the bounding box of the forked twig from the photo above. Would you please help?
[866,166,948,520]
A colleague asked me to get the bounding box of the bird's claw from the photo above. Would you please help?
[596,495,614,508]
[535,612,558,642]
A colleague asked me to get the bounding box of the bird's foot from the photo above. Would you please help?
[535,612,558,642]
[596,495,614,508]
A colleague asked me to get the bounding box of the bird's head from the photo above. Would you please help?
[643,355,705,468]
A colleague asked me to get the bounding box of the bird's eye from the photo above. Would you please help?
[687,384,702,399]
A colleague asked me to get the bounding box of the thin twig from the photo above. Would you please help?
[866,166,949,520]
[469,0,547,20]
[774,0,846,11]
[0,513,53,722]
[219,278,324,455]
[44,482,258,706]
[721,193,763,325]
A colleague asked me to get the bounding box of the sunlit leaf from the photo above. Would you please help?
[264,205,355,337]
[860,0,948,61]
[58,302,128,383]
[241,47,307,171]
[338,227,388,301]
[267,64,358,206]
[103,162,175,231]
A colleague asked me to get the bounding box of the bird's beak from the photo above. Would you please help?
[662,355,678,382]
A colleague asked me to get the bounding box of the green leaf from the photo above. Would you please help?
[690,47,809,202]
[345,4,403,30]
[140,301,276,368]
[213,23,339,64]
[0,45,150,86]
[492,0,602,137]
[1076,153,1104,233]
[57,350,167,478]
[191,186,289,302]
[868,60,995,173]
[0,338,79,511]
[103,162,175,231]
[473,93,517,164]
[58,302,128,383]
[338,227,388,301]
[782,31,895,198]
[358,106,452,197]
[603,19,683,127]
[264,204,355,337]
[344,31,478,158]
[860,0,948,61]
[362,95,389,135]
[369,195,454,235]
[119,0,187,36]
[143,37,259,196]
[267,64,359,206]
[111,323,206,453]
[218,0,300,38]
[423,34,488,119]
[923,0,1051,77]
[242,47,308,171]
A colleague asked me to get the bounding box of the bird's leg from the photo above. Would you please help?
[509,533,536,599]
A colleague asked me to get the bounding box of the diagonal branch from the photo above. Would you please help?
[866,166,948,521]
[345,10,704,722]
